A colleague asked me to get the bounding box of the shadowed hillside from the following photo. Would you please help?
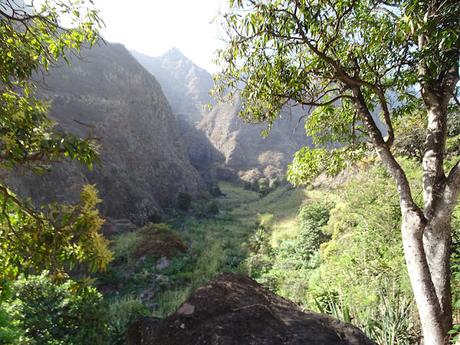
[8,42,204,225]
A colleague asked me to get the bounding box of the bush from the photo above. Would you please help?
[107,297,150,345]
[7,272,107,345]
[296,202,331,262]
[313,287,418,345]
[112,231,140,265]
[243,181,252,190]
[135,223,187,259]
[258,178,271,196]
[0,303,24,345]
[246,225,274,278]
[206,201,220,215]
[209,184,223,197]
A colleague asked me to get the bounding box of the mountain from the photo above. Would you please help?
[8,42,203,225]
[131,49,310,184]
[131,48,213,124]
[198,95,311,183]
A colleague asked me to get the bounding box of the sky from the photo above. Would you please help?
[93,0,227,73]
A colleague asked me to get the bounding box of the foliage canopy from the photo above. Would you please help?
[0,0,111,284]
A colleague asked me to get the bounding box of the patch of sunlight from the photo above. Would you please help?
[270,217,300,247]
[258,213,274,226]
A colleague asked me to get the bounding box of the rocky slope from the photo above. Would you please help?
[8,42,203,225]
[131,48,213,124]
[127,273,376,345]
[198,96,311,183]
[132,49,310,183]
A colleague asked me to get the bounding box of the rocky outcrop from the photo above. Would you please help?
[127,273,376,345]
[131,48,213,124]
[198,96,311,183]
[8,42,203,224]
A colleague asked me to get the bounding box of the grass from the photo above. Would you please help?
[104,181,309,319]
[224,182,308,246]
[154,182,308,315]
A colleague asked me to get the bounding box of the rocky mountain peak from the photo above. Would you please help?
[131,49,213,124]
[162,47,187,60]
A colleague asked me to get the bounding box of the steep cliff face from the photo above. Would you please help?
[8,42,203,224]
[131,49,310,183]
[131,49,223,181]
[198,96,311,183]
[131,48,213,124]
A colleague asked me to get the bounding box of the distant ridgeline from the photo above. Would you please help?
[132,48,311,186]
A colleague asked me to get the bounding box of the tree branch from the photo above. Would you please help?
[353,87,422,216]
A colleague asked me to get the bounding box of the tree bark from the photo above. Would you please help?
[401,210,448,345]
[423,217,452,334]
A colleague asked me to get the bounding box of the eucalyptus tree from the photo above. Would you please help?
[214,0,460,343]
[0,0,111,283]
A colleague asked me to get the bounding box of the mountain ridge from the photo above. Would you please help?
[131,47,311,184]
[130,49,214,124]
[8,42,204,225]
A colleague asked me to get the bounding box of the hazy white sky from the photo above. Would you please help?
[93,0,227,73]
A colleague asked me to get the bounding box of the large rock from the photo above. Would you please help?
[127,273,376,345]
[8,42,203,224]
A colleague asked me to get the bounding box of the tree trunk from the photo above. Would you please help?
[423,216,453,334]
[401,209,448,345]
[352,80,459,345]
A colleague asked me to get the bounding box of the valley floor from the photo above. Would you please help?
[102,161,440,344]
[101,181,307,318]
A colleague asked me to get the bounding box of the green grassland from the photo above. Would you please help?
[100,181,308,326]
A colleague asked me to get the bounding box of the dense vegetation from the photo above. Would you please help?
[1,0,459,344]
[215,1,460,343]
[44,159,450,345]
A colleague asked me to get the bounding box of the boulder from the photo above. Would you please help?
[127,273,376,345]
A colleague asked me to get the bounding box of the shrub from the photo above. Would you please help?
[135,223,187,259]
[8,272,108,345]
[112,231,140,265]
[0,303,24,345]
[107,297,150,345]
[243,181,252,190]
[258,178,271,196]
[205,201,220,216]
[296,202,331,262]
[313,287,418,345]
[209,184,223,197]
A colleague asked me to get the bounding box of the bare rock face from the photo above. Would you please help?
[8,42,203,224]
[127,273,376,345]
[131,48,213,124]
[198,96,312,183]
[131,49,311,183]
[131,49,223,183]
